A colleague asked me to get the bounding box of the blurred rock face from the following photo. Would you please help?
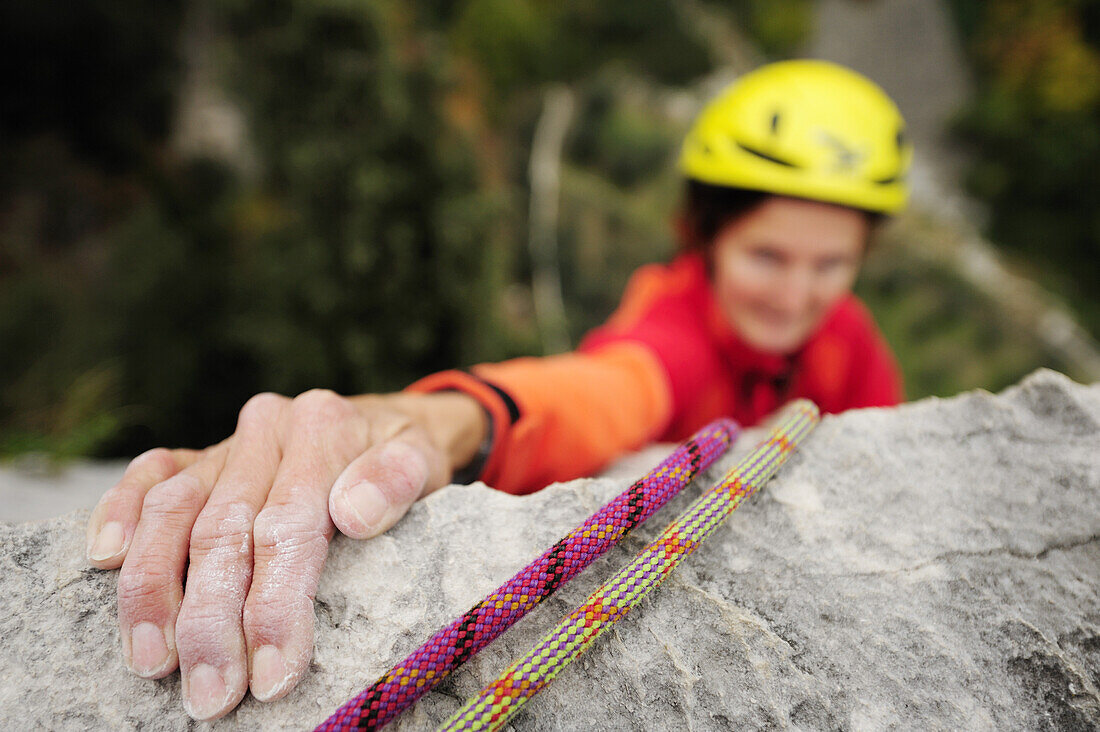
[1,369,1098,730]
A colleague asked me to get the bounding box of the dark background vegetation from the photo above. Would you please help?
[1,0,1097,459]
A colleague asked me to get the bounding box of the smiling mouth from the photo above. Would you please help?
[748,309,816,339]
[753,308,802,326]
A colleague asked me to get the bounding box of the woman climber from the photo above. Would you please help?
[85,60,910,721]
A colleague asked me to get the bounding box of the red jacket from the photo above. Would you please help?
[409,252,902,494]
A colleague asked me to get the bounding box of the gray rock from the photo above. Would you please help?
[0,458,129,523]
[1,369,1098,730]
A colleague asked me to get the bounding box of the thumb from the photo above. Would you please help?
[328,428,449,540]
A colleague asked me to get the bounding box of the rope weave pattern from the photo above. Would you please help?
[317,418,739,731]
[440,400,819,732]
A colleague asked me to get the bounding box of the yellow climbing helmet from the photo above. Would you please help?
[679,60,911,214]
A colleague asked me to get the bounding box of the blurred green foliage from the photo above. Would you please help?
[1,0,186,459]
[855,217,1081,400]
[0,0,717,458]
[2,0,1095,461]
[947,0,1100,335]
[732,0,815,57]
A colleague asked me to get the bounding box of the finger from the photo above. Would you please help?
[175,392,287,721]
[86,447,203,568]
[116,446,227,681]
[244,390,369,702]
[328,424,448,540]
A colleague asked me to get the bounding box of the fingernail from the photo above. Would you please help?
[344,481,389,531]
[184,663,229,721]
[251,645,290,701]
[129,622,170,677]
[88,521,125,561]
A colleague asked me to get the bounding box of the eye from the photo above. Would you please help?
[752,248,785,265]
[816,257,851,274]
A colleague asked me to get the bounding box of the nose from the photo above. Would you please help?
[775,266,814,315]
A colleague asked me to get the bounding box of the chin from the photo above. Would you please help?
[741,325,810,355]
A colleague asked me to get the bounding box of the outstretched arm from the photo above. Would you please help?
[407,341,674,494]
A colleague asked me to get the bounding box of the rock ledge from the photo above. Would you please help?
[1,369,1098,730]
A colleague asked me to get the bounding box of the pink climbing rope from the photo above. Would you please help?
[317,418,740,731]
[440,400,819,731]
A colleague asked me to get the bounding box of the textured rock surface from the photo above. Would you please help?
[1,369,1098,730]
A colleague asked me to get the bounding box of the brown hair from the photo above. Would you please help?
[676,180,886,253]
[676,180,769,252]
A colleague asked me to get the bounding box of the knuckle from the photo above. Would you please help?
[189,500,255,556]
[238,392,287,427]
[117,562,175,609]
[127,447,178,482]
[243,589,313,636]
[141,474,206,517]
[245,584,313,618]
[252,504,327,553]
[175,603,237,641]
[291,388,354,423]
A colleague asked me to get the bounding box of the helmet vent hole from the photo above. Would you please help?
[736,141,798,168]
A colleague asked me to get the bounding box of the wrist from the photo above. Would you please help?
[352,391,488,474]
[450,408,493,484]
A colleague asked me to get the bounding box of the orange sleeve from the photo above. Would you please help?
[405,342,673,495]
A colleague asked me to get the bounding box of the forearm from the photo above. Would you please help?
[406,342,674,494]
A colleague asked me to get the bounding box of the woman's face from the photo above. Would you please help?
[710,196,869,354]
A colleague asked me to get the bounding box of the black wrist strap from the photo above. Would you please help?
[451,406,494,485]
[442,372,520,485]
